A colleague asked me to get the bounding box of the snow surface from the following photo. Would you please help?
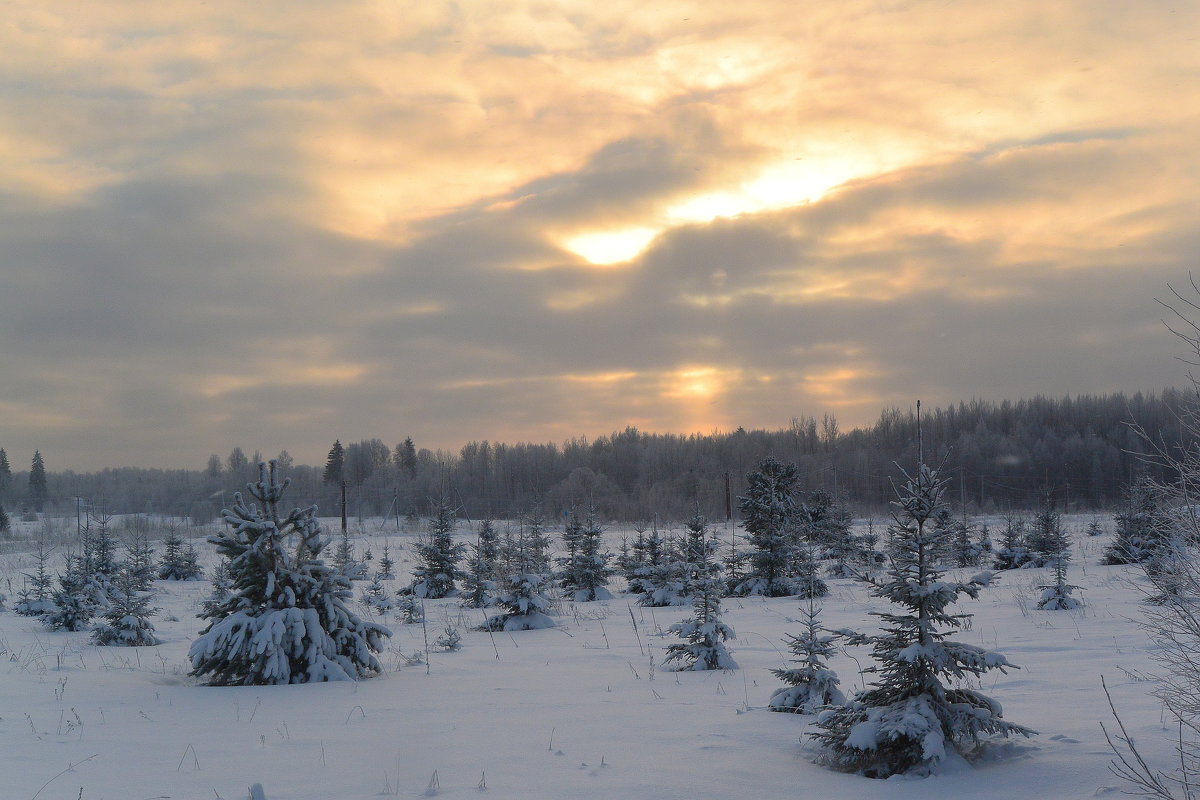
[0,515,1174,798]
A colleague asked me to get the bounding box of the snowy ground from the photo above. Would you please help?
[0,515,1176,799]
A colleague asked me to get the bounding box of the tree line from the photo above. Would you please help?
[3,388,1192,523]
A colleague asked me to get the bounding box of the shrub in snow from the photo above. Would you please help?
[158,531,203,581]
[769,596,845,714]
[435,626,463,651]
[555,507,613,602]
[92,566,159,646]
[811,461,1034,778]
[483,573,556,631]
[411,501,466,599]
[189,461,391,686]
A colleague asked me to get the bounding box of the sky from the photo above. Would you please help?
[2,1,1199,471]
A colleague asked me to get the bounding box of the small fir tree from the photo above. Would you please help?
[360,574,395,616]
[0,447,11,498]
[124,530,157,592]
[1104,483,1167,565]
[158,531,203,580]
[411,501,466,598]
[733,457,804,597]
[189,461,391,686]
[556,507,612,602]
[769,594,845,713]
[663,510,736,671]
[992,515,1034,570]
[92,565,160,646]
[15,535,56,617]
[1025,490,1063,568]
[1033,509,1081,610]
[484,573,556,631]
[0,502,9,534]
[811,461,1034,777]
[376,542,396,580]
[44,558,96,632]
[332,527,368,581]
[462,518,500,608]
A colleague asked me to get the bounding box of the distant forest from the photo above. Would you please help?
[5,388,1197,525]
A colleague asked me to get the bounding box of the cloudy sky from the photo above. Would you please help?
[3,1,1198,471]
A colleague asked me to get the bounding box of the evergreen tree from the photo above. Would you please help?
[1026,490,1064,568]
[411,500,466,599]
[376,542,396,580]
[360,574,395,616]
[44,559,96,632]
[769,594,845,713]
[124,530,156,592]
[28,450,47,512]
[733,457,806,597]
[15,535,56,617]
[483,573,556,631]
[664,512,735,671]
[556,507,612,602]
[811,461,1034,777]
[462,518,500,608]
[322,440,345,486]
[395,437,418,479]
[0,447,11,498]
[992,515,1034,570]
[158,531,203,581]
[0,502,8,535]
[1104,483,1167,565]
[189,461,391,685]
[201,558,235,618]
[92,565,159,646]
[332,527,367,581]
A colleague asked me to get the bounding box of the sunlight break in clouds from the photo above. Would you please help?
[0,1,1198,468]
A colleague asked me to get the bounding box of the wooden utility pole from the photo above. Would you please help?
[340,479,347,532]
[724,472,732,521]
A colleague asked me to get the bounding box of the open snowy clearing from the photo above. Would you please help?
[0,516,1173,799]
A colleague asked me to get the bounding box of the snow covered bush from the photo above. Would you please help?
[189,461,391,686]
[811,461,1034,777]
[483,573,556,631]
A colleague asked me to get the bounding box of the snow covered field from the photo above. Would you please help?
[0,515,1174,799]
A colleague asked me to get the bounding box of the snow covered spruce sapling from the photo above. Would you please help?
[92,563,159,646]
[189,461,391,685]
[768,593,845,713]
[556,507,613,602]
[411,500,466,599]
[158,529,203,581]
[811,461,1034,778]
[483,572,556,631]
[663,511,736,671]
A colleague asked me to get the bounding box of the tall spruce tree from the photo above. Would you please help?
[0,447,11,499]
[189,461,390,685]
[322,440,345,486]
[29,450,47,512]
[811,461,1033,777]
